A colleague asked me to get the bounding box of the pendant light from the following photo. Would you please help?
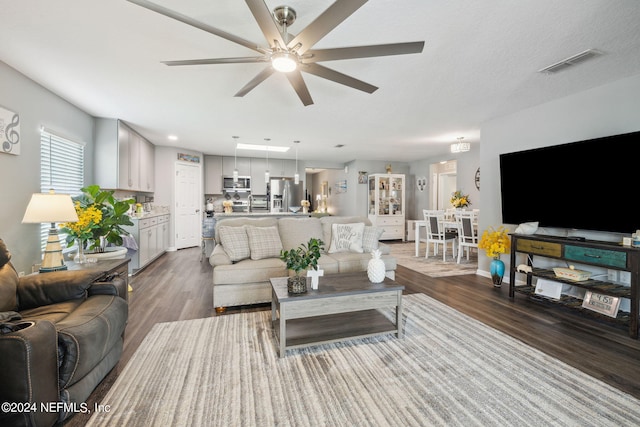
[293,140,300,184]
[232,136,239,182]
[264,138,270,183]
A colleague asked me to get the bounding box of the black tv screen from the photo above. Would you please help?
[499,130,640,235]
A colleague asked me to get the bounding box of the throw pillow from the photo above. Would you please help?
[328,223,365,254]
[219,225,250,262]
[246,226,283,260]
[362,226,384,252]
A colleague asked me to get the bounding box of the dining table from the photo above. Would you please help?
[413,220,459,256]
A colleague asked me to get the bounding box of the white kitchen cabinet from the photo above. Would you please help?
[123,213,170,274]
[222,156,251,177]
[204,155,223,194]
[250,157,268,195]
[368,174,405,240]
[139,137,155,192]
[95,118,155,192]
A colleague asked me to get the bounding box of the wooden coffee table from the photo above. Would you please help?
[270,272,404,357]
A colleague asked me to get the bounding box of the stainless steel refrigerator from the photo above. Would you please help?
[270,178,303,213]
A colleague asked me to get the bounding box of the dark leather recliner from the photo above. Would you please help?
[0,238,128,427]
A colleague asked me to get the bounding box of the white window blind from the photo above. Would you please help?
[39,129,85,249]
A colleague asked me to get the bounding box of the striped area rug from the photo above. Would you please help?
[87,294,640,426]
[390,242,478,277]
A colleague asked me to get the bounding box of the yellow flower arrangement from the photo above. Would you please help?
[61,202,103,243]
[450,190,470,208]
[300,200,310,207]
[222,200,234,207]
[478,226,511,259]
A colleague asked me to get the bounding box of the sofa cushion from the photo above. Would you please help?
[362,226,385,253]
[213,258,286,285]
[328,223,365,254]
[55,294,128,388]
[278,217,324,251]
[320,216,372,249]
[215,217,278,244]
[246,225,283,260]
[327,252,397,273]
[219,225,250,262]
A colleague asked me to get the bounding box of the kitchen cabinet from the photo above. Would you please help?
[139,137,155,192]
[271,158,297,177]
[123,213,170,274]
[222,156,251,177]
[250,157,268,195]
[95,118,155,192]
[368,174,406,240]
[204,155,223,194]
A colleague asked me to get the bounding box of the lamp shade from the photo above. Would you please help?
[22,191,78,223]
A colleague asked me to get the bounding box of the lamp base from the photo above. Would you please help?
[39,264,68,273]
[40,226,68,273]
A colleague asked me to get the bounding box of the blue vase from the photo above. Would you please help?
[490,258,505,287]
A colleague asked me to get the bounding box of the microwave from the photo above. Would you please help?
[223,176,251,192]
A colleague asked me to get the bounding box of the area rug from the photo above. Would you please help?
[389,242,478,277]
[86,294,640,427]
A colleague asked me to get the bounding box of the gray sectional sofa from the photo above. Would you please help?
[208,215,397,311]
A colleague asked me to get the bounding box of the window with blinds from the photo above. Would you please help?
[39,130,85,249]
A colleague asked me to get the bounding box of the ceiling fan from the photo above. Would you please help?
[127,0,425,106]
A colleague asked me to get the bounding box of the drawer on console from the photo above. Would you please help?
[516,239,561,257]
[564,245,627,269]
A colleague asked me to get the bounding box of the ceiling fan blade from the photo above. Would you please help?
[245,0,287,50]
[127,0,262,53]
[303,63,377,93]
[234,66,275,97]
[306,41,425,62]
[163,57,269,66]
[286,71,314,106]
[288,0,368,54]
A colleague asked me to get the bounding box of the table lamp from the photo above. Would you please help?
[22,190,78,272]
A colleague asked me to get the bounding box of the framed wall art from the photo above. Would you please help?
[0,105,20,155]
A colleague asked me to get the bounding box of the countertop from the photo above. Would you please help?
[213,212,312,218]
[128,210,170,220]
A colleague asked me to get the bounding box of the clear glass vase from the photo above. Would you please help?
[73,239,87,264]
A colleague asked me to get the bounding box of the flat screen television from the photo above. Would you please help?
[499,130,640,235]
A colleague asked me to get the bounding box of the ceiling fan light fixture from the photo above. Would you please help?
[271,52,297,73]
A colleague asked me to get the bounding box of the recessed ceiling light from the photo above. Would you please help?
[236,143,290,152]
[168,135,178,141]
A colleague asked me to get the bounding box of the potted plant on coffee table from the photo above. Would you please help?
[279,238,324,294]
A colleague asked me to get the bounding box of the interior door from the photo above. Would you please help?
[175,162,201,249]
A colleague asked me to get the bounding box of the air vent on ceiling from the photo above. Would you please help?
[538,49,603,74]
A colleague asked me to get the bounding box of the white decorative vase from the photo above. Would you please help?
[367,249,385,283]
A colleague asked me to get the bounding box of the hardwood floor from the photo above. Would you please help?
[63,245,640,425]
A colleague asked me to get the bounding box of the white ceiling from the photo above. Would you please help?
[2,0,640,163]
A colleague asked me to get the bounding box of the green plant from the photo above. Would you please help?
[60,185,135,251]
[279,238,325,277]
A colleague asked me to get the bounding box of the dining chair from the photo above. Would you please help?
[456,210,479,264]
[423,209,458,261]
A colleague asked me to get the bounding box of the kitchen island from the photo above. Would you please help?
[213,212,312,218]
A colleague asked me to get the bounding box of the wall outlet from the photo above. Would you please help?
[619,271,631,285]
[607,269,618,282]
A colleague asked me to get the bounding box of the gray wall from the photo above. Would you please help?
[0,61,95,274]
[479,72,640,277]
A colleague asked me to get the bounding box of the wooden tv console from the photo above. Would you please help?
[509,233,639,339]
